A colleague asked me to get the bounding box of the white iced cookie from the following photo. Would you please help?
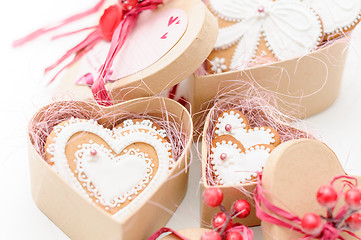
[210,136,274,185]
[206,0,324,72]
[214,109,281,149]
[303,0,361,40]
[45,118,173,220]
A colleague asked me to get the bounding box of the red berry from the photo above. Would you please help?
[345,188,361,210]
[204,188,223,208]
[212,212,233,230]
[226,231,243,240]
[201,230,222,240]
[316,185,338,208]
[301,213,323,236]
[232,199,251,218]
[346,213,361,231]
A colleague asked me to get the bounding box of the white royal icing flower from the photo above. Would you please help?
[209,0,323,69]
[210,57,228,74]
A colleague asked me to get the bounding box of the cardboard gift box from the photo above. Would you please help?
[51,0,349,123]
[191,38,349,121]
[28,97,193,240]
[200,104,260,228]
[26,1,213,238]
[260,139,361,239]
[53,0,218,104]
[199,95,312,228]
[25,0,355,238]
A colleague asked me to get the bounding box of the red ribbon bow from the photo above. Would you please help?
[92,0,163,106]
[14,0,163,106]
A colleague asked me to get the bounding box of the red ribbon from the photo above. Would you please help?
[13,0,163,106]
[148,225,253,240]
[91,0,163,106]
[13,0,106,47]
[13,0,106,85]
[254,174,361,240]
[147,227,190,240]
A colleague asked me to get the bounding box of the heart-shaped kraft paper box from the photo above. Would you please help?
[28,97,193,240]
[200,95,311,228]
[53,0,218,104]
[260,139,361,239]
[191,0,354,122]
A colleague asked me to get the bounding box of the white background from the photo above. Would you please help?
[1,0,361,239]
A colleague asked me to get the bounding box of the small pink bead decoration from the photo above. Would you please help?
[225,124,232,132]
[220,153,227,161]
[90,149,97,156]
[258,5,265,13]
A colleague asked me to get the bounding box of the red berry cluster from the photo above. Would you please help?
[301,184,361,237]
[201,188,251,240]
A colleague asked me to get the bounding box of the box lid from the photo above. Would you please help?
[53,0,218,103]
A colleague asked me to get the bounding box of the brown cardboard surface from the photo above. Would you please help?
[162,228,209,240]
[261,139,361,239]
[53,0,218,104]
[193,39,349,123]
[200,106,261,228]
[28,97,193,240]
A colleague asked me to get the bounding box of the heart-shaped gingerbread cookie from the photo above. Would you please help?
[210,135,274,185]
[214,109,281,149]
[45,118,173,219]
[261,139,361,239]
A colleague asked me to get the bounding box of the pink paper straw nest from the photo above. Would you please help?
[28,99,189,163]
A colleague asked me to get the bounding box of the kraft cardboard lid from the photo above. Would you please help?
[53,0,218,103]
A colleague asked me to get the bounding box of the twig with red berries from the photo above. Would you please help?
[201,188,254,240]
[299,176,361,239]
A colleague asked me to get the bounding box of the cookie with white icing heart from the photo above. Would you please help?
[44,118,173,219]
[210,135,274,186]
[206,0,324,73]
[302,0,361,40]
[214,109,281,149]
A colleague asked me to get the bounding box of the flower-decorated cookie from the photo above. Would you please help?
[210,135,274,185]
[206,0,324,73]
[44,118,174,219]
[214,109,281,149]
[303,0,361,40]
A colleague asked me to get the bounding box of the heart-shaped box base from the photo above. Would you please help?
[28,97,193,240]
[261,139,361,239]
[192,38,349,124]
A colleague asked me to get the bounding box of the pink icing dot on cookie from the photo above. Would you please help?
[90,149,97,156]
[225,124,232,132]
[258,5,265,13]
[220,153,227,161]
